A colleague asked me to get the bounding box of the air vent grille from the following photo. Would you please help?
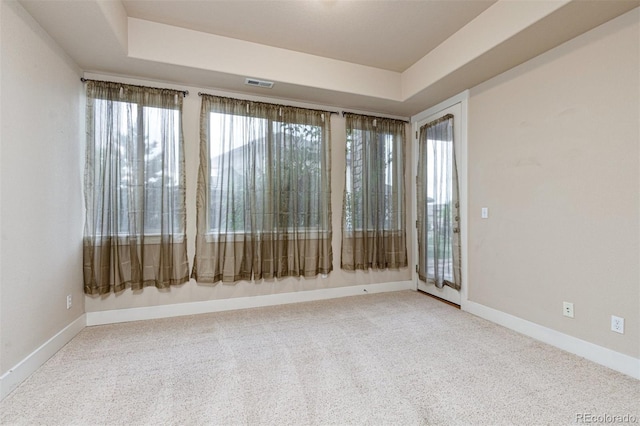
[245,78,274,89]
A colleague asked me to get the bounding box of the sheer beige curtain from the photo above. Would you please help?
[83,81,189,295]
[192,95,332,283]
[341,113,407,270]
[417,114,461,289]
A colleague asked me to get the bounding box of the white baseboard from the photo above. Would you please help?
[86,281,414,326]
[463,299,640,380]
[0,314,87,400]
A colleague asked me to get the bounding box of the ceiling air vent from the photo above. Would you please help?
[245,78,274,89]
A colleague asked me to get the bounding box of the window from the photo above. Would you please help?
[345,130,400,231]
[90,99,183,236]
[192,96,332,283]
[207,112,324,234]
[83,81,189,295]
[341,113,407,271]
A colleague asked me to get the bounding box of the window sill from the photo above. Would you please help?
[203,230,330,243]
[85,234,186,245]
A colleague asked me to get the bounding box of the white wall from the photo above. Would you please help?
[82,74,413,313]
[467,8,639,358]
[0,1,84,373]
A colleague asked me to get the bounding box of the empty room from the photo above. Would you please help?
[1,0,639,424]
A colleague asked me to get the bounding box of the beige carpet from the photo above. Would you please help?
[1,290,638,425]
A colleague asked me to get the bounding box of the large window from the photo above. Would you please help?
[207,112,324,233]
[83,81,189,295]
[341,113,407,271]
[192,95,333,283]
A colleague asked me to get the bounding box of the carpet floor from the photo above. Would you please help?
[1,290,638,425]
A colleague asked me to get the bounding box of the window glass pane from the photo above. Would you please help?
[143,106,182,235]
[426,136,453,282]
[274,122,322,229]
[92,99,138,236]
[345,128,363,230]
[345,130,400,231]
[208,112,268,233]
[380,132,397,230]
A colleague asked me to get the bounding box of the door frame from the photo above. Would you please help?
[411,90,469,308]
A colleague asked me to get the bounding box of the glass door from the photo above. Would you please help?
[415,103,462,305]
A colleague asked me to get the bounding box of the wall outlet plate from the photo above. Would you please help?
[66,294,72,310]
[563,302,574,318]
[611,315,624,334]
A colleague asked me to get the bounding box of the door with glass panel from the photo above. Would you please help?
[416,104,462,305]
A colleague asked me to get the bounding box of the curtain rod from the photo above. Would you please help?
[420,113,455,130]
[342,111,409,124]
[198,92,339,115]
[80,78,189,97]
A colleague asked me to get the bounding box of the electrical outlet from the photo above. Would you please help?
[66,294,72,310]
[611,315,624,334]
[481,207,489,219]
[563,302,574,318]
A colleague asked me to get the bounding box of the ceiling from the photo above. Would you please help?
[122,0,497,73]
[18,0,640,117]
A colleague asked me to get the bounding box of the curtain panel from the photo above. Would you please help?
[83,81,189,295]
[341,113,407,270]
[192,95,333,283]
[417,114,461,290]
